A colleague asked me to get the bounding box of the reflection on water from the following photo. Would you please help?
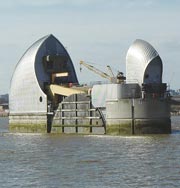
[0,117,180,187]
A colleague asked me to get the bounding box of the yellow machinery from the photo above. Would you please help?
[79,60,125,83]
[48,84,85,97]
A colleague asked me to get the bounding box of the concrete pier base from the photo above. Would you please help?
[9,113,47,133]
[106,118,171,135]
[51,94,105,134]
[106,98,171,135]
[51,126,105,134]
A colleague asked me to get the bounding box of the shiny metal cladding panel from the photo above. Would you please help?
[9,34,78,115]
[126,39,162,85]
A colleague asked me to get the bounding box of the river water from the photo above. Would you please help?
[0,117,180,188]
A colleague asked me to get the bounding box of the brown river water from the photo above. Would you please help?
[0,116,180,188]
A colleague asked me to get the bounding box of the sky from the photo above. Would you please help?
[0,0,180,93]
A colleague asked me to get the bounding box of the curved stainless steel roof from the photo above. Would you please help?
[9,34,78,114]
[126,39,162,85]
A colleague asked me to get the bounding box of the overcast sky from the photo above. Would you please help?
[0,0,179,93]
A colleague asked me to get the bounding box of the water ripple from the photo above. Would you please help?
[0,117,180,187]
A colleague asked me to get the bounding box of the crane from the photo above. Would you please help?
[79,60,126,83]
[80,60,113,82]
[106,65,115,78]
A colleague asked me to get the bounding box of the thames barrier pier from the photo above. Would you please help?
[9,35,78,132]
[105,39,171,134]
[9,35,171,134]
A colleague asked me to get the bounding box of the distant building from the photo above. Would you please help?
[0,94,9,116]
[169,89,180,96]
[0,94,8,104]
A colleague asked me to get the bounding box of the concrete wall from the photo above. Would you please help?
[51,94,105,134]
[106,98,171,135]
[9,113,47,133]
[91,83,141,108]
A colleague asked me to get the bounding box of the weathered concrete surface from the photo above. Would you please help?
[9,113,47,133]
[9,124,47,133]
[51,94,105,134]
[51,126,105,134]
[106,98,171,135]
[106,119,171,135]
[134,118,171,134]
[106,122,132,135]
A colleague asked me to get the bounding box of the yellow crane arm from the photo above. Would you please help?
[79,61,112,81]
[106,65,115,77]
